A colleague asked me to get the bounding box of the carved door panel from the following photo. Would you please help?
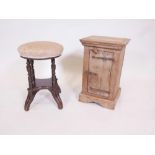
[88,48,114,98]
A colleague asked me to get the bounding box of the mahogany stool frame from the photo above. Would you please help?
[23,57,63,111]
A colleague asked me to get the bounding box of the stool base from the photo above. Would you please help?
[25,78,63,111]
[24,58,63,111]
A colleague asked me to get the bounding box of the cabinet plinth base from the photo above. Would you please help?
[79,88,121,110]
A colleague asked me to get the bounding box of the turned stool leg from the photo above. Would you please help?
[50,58,63,109]
[24,59,37,111]
[24,90,37,111]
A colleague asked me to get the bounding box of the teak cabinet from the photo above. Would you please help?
[79,36,130,109]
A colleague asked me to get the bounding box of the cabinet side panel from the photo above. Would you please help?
[114,47,126,96]
[81,46,90,93]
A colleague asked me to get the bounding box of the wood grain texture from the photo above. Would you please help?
[88,48,113,98]
[79,36,129,109]
[79,88,121,109]
[81,35,129,45]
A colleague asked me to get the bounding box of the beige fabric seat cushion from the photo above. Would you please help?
[18,41,63,59]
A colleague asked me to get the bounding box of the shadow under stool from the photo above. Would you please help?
[18,41,63,111]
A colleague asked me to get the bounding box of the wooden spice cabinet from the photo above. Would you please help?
[79,36,130,109]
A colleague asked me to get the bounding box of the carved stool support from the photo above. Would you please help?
[24,58,63,111]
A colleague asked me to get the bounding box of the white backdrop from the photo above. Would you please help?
[0,19,155,134]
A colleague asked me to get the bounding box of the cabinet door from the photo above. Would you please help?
[88,48,114,98]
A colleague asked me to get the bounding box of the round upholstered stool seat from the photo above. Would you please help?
[18,41,63,59]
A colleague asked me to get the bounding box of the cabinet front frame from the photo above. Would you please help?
[82,45,122,100]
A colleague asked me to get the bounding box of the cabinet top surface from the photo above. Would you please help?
[80,35,130,45]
